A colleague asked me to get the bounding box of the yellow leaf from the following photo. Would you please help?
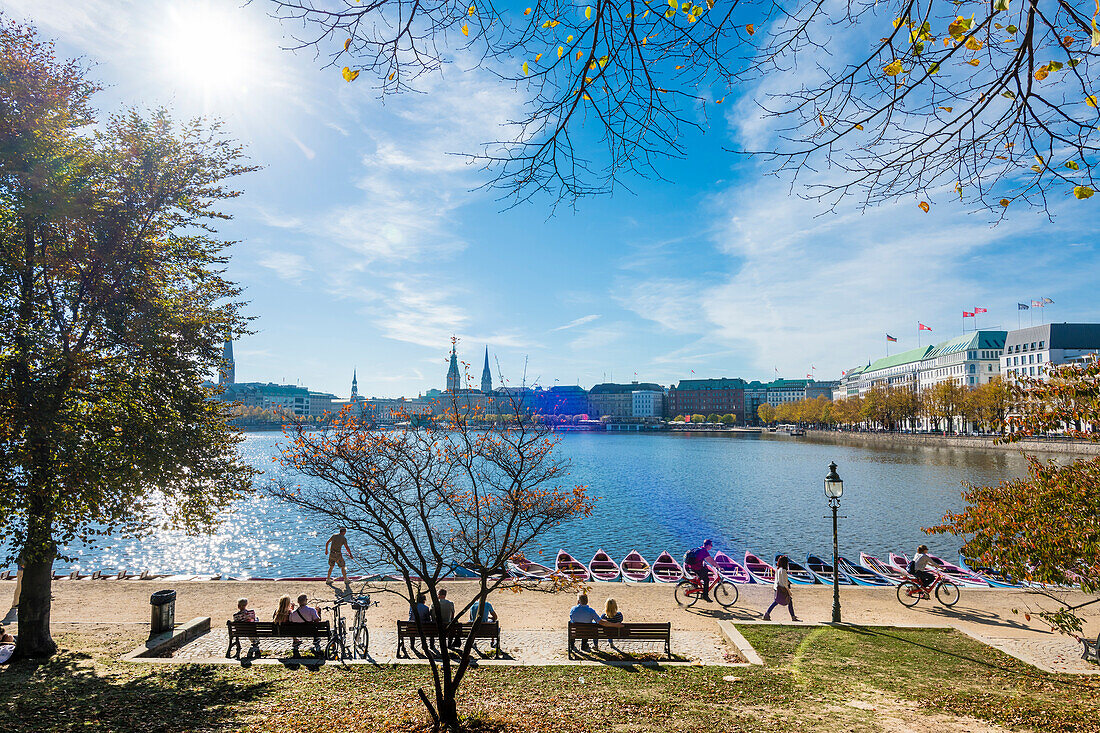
[948,15,973,41]
[599,54,609,67]
[715,97,724,104]
[523,61,529,75]
[344,38,351,51]
[967,58,981,66]
[1093,16,1100,47]
[462,23,469,36]
[342,67,360,82]
[536,53,542,61]
[965,36,983,51]
[576,50,583,60]
[999,198,1011,207]
[586,6,592,19]
[525,7,532,15]
[583,94,591,100]
[388,72,395,80]
[707,0,715,7]
[938,106,953,112]
[854,123,863,130]
[1074,185,1095,198]
[675,65,684,69]
[1088,95,1098,108]
[1066,160,1080,170]
[1035,68,1049,81]
[818,113,825,126]
[468,5,476,16]
[567,35,573,42]
[918,201,930,212]
[746,23,755,35]
[558,45,564,58]
[665,8,675,18]
[883,59,904,76]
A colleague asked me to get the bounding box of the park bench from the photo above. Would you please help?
[1082,632,1100,664]
[567,622,672,660]
[396,620,501,658]
[225,620,330,659]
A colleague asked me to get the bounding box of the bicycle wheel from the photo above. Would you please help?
[714,580,739,608]
[354,625,369,658]
[674,579,699,608]
[935,580,960,607]
[897,581,922,607]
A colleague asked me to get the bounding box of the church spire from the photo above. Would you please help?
[219,338,235,385]
[446,342,460,392]
[481,346,492,394]
[351,369,358,400]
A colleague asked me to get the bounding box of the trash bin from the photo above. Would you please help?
[150,589,176,635]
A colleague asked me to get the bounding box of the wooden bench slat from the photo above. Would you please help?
[567,622,672,660]
[226,620,330,659]
[396,621,501,658]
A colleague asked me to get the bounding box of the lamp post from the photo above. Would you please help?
[824,461,844,623]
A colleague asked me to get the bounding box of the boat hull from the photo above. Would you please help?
[806,554,854,585]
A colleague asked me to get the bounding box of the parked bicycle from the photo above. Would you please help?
[319,594,377,660]
[896,570,960,607]
[674,571,738,608]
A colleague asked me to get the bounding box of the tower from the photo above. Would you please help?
[219,338,235,386]
[481,346,492,394]
[446,344,460,392]
[351,369,359,401]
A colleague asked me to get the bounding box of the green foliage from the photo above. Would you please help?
[0,17,255,656]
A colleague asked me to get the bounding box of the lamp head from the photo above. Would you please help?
[824,461,843,499]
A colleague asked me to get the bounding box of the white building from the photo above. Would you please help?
[1002,323,1100,381]
[631,390,665,419]
[918,331,1006,390]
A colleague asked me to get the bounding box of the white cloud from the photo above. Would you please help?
[258,251,311,284]
[551,314,601,331]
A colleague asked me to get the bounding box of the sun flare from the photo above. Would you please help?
[156,3,266,99]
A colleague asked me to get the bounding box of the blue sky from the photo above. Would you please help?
[11,0,1099,398]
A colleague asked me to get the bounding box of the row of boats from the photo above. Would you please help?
[505,549,1021,588]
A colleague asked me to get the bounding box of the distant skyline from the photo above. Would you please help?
[12,0,1099,399]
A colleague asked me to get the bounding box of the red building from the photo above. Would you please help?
[667,378,746,421]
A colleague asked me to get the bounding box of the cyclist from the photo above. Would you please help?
[907,544,940,589]
[684,539,720,601]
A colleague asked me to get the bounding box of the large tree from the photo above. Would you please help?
[929,356,1100,633]
[0,19,254,657]
[272,387,592,733]
[269,0,1100,211]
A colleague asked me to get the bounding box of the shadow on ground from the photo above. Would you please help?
[0,652,273,732]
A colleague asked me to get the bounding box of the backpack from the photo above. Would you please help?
[684,547,702,566]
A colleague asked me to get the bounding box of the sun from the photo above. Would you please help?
[156,2,266,100]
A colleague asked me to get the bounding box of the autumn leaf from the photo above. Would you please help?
[948,15,974,41]
[468,5,476,16]
[999,198,1011,207]
[707,0,715,7]
[388,72,395,80]
[576,50,582,60]
[535,52,542,61]
[883,59,904,76]
[523,61,529,75]
[938,106,953,112]
[919,201,930,212]
[1088,95,1098,108]
[715,97,724,104]
[1066,160,1080,170]
[1074,185,1094,199]
[343,38,351,51]
[854,123,863,130]
[558,45,564,58]
[462,23,469,36]
[965,36,983,50]
[818,113,825,126]
[967,58,981,66]
[585,6,592,19]
[746,23,755,35]
[341,67,360,82]
[993,0,1009,10]
[524,7,532,15]
[1035,67,1049,81]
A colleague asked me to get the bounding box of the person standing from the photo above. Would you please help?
[325,528,354,583]
[763,556,800,622]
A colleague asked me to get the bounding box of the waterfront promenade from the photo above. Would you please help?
[13,579,1098,673]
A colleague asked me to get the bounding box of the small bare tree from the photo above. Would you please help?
[272,384,592,732]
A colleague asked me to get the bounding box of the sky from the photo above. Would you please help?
[8,0,1099,398]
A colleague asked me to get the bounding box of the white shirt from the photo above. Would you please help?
[774,567,790,590]
[290,605,321,622]
[912,553,931,572]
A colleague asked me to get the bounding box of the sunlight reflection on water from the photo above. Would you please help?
[52,431,1033,577]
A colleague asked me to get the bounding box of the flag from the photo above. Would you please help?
[1031,300,1041,307]
[886,334,897,342]
[963,311,974,317]
[1018,303,1029,310]
[1043,297,1054,304]
[974,307,987,313]
[806,373,813,378]
[918,323,932,331]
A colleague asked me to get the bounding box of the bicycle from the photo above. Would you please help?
[896,570,960,608]
[674,569,739,608]
[320,594,376,660]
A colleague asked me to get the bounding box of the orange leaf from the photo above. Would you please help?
[918,201,930,212]
[746,23,755,35]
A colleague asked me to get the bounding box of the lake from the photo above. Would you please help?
[56,431,1035,578]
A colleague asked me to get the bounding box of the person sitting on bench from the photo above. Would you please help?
[289,594,321,656]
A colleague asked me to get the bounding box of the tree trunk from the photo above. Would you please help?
[437,693,460,733]
[14,508,57,659]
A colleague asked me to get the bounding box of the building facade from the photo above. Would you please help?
[631,390,665,419]
[667,378,746,419]
[1002,323,1100,381]
[918,331,1006,390]
[587,382,665,419]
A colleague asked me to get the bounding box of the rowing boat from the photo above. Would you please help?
[507,556,555,580]
[806,554,853,585]
[555,549,590,582]
[744,551,775,584]
[651,551,684,583]
[588,549,621,581]
[958,555,1021,588]
[928,554,989,587]
[776,555,818,584]
[859,553,908,583]
[621,549,652,582]
[837,556,894,586]
[713,551,752,584]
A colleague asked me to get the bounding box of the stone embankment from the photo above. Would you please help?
[801,430,1100,456]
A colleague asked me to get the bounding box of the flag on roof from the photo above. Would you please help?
[1031,300,1042,307]
[963,311,974,317]
[1018,303,1029,310]
[918,323,932,331]
[974,307,987,313]
[886,334,897,342]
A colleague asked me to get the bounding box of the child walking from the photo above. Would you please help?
[763,555,801,622]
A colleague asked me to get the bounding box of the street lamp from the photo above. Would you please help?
[824,461,844,623]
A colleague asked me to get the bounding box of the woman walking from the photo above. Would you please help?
[763,556,801,622]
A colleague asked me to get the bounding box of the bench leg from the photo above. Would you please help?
[226,637,238,659]
[397,638,406,659]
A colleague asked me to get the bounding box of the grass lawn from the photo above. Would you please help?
[0,625,1096,732]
